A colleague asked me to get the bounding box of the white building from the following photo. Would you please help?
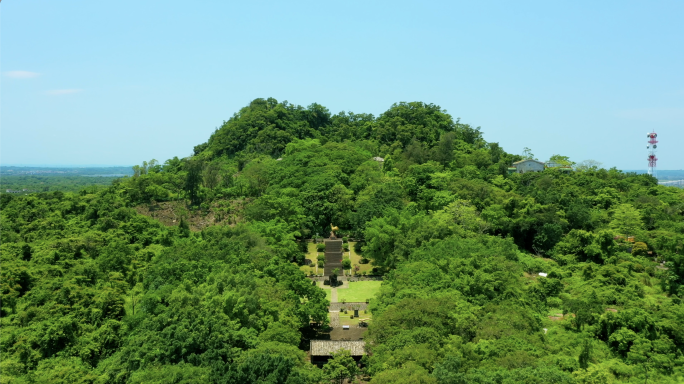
[511,159,545,173]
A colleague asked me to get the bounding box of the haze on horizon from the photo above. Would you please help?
[2,1,683,170]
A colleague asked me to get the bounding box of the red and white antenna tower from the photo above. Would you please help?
[647,131,658,178]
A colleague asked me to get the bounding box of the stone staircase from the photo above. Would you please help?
[324,239,344,276]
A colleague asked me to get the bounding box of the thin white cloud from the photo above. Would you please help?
[45,89,83,95]
[5,70,40,79]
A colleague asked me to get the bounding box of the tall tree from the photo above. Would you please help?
[610,203,644,237]
[184,159,203,205]
[521,147,536,160]
[202,162,221,190]
[548,154,575,167]
[322,350,359,384]
[576,159,603,171]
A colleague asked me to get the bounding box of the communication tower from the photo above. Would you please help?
[647,131,658,178]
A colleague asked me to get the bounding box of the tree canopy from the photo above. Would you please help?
[2,97,684,383]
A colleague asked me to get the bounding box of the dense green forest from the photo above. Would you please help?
[2,98,683,383]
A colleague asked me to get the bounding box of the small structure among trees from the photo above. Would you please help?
[310,340,365,357]
[309,340,366,365]
[511,159,545,173]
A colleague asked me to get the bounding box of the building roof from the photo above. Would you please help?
[372,157,385,162]
[512,159,545,166]
[310,340,366,356]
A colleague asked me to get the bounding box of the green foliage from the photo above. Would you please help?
[1,175,122,193]
[4,98,684,382]
[610,204,645,238]
[548,154,575,167]
[0,189,327,383]
[373,362,436,384]
[522,147,536,160]
[183,159,204,205]
[322,350,358,384]
[578,337,593,369]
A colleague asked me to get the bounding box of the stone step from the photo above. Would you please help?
[324,263,343,276]
[323,239,345,276]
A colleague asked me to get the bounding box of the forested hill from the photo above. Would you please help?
[2,98,683,383]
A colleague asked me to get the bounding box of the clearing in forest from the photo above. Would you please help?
[336,281,382,303]
[348,241,374,275]
[300,241,320,275]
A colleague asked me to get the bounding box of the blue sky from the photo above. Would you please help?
[2,0,683,169]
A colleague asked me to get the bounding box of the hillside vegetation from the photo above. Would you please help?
[1,175,122,194]
[2,98,683,383]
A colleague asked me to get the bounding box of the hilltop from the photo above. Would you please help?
[2,98,683,383]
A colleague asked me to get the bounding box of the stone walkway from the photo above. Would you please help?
[321,276,370,342]
[329,311,340,327]
[329,287,340,327]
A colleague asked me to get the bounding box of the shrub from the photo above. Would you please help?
[317,254,325,262]
[354,241,364,254]
[343,237,348,242]
[547,297,563,309]
[317,243,326,252]
[632,242,649,257]
[342,259,352,269]
[298,240,308,253]
[293,253,305,265]
[318,260,324,268]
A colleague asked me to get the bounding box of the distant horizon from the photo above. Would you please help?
[2,164,683,172]
[2,164,135,168]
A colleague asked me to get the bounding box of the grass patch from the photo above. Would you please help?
[299,241,321,275]
[317,281,333,302]
[328,311,373,327]
[349,242,374,275]
[337,281,382,303]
